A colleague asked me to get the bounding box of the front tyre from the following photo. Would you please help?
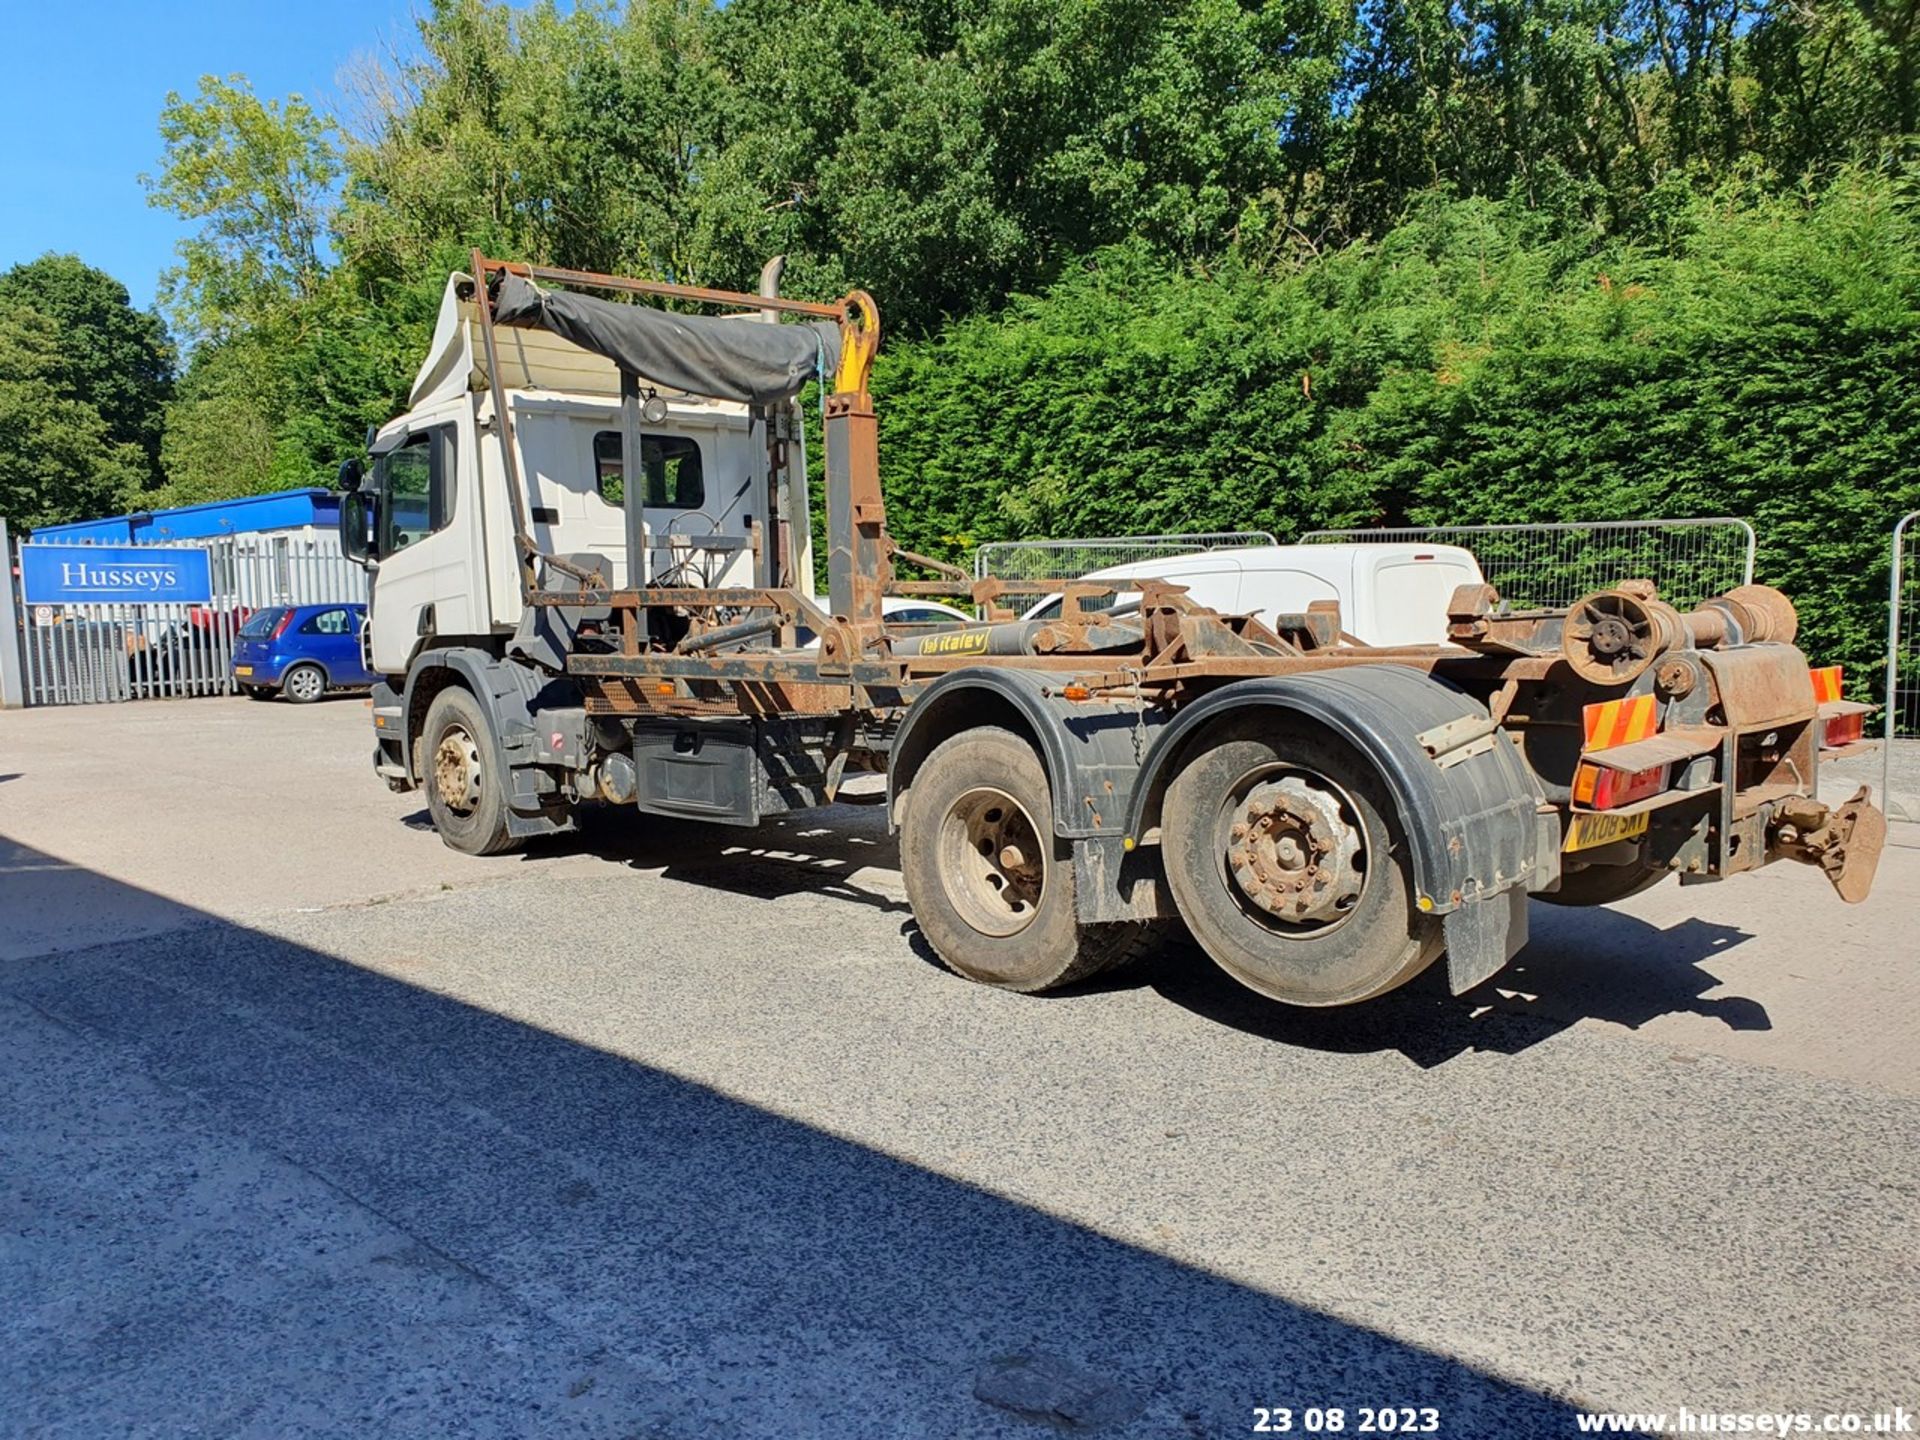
[421,687,522,856]
[900,726,1151,992]
[1161,719,1443,1007]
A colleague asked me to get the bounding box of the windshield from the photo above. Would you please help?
[238,608,288,638]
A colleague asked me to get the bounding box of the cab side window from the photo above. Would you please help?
[381,426,457,554]
[594,432,705,509]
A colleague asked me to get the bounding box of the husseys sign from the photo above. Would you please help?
[20,544,214,605]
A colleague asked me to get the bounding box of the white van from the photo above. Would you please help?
[1021,543,1484,646]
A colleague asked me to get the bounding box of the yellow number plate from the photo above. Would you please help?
[1563,811,1650,853]
[233,665,253,676]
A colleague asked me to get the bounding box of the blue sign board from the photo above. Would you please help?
[20,544,214,605]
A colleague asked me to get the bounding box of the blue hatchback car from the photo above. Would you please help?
[231,603,378,703]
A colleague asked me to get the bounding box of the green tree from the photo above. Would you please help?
[0,254,174,487]
[0,308,148,528]
[144,74,343,343]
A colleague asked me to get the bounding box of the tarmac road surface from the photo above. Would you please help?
[3,697,1916,1437]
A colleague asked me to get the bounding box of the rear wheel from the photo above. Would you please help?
[1161,719,1443,1007]
[421,687,521,856]
[242,685,273,701]
[900,727,1152,992]
[282,663,327,704]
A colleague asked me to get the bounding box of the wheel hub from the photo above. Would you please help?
[1226,777,1362,923]
[433,728,483,816]
[936,786,1045,938]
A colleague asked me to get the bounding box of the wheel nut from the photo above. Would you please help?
[999,845,1026,870]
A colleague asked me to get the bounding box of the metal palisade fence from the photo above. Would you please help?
[1299,518,1757,611]
[5,531,368,706]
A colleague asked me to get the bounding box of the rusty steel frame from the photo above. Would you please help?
[464,255,1901,902]
[462,256,1878,897]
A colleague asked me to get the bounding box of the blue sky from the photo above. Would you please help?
[0,0,418,316]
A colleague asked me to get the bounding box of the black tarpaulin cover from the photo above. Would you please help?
[490,273,836,405]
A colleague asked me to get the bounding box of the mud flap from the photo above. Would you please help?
[1442,886,1530,995]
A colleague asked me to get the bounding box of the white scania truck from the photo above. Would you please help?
[337,256,1883,1010]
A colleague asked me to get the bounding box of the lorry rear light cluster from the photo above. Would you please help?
[1810,666,1872,748]
[1823,709,1866,747]
[1573,760,1670,810]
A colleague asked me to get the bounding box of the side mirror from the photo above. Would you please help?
[339,490,377,564]
[336,457,365,493]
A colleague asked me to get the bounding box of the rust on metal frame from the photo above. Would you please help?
[470,248,543,598]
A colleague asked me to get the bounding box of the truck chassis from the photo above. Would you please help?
[363,254,1886,1008]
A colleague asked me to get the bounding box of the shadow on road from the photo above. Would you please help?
[411,806,1773,1071]
[0,832,1587,1436]
[1141,903,1762,1070]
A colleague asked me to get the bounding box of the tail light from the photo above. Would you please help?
[1823,709,1866,747]
[1811,666,1871,748]
[272,610,295,639]
[1573,759,1671,810]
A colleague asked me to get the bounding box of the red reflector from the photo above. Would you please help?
[1823,711,1866,748]
[1574,760,1669,810]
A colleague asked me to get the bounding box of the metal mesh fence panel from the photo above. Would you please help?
[1299,520,1756,612]
[1886,512,1920,805]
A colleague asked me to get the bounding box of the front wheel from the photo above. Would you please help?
[421,687,522,856]
[1161,719,1443,1007]
[900,727,1153,992]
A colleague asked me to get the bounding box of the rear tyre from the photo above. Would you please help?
[900,726,1154,992]
[282,663,327,704]
[1161,718,1443,1007]
[421,687,522,856]
[1538,862,1668,907]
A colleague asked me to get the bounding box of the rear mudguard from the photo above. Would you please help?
[889,665,1550,992]
[887,668,1179,925]
[888,667,1174,840]
[1125,668,1552,993]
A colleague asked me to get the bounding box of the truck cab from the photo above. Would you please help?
[345,271,813,681]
